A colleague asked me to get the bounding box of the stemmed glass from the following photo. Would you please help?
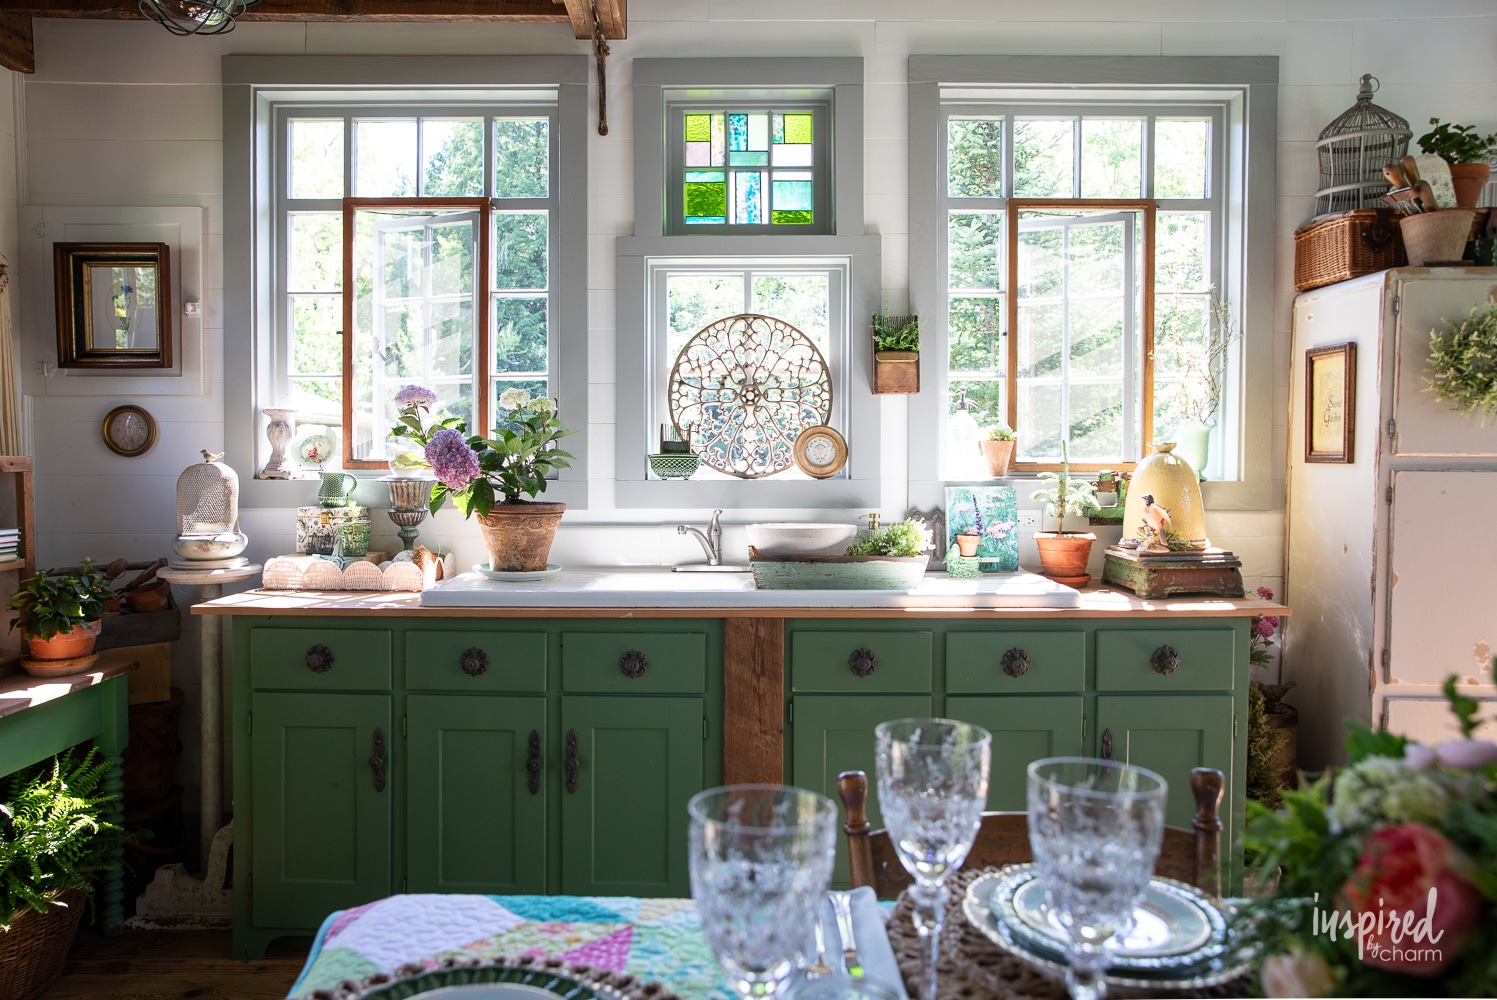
[1026,758,1167,1000]
[874,718,992,1000]
[689,784,839,997]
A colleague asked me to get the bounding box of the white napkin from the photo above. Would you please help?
[819,887,908,998]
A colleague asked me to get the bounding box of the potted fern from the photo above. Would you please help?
[6,561,113,672]
[871,314,920,393]
[1029,442,1101,586]
[1,748,123,1000]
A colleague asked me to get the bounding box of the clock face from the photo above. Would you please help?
[102,405,157,457]
[805,436,837,468]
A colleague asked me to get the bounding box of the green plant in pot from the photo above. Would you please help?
[394,385,576,572]
[981,422,1016,477]
[1427,302,1497,424]
[6,561,113,669]
[1,748,124,995]
[871,314,921,394]
[1029,442,1101,587]
[1417,117,1497,208]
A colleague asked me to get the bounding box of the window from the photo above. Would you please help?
[222,57,588,504]
[908,56,1278,504]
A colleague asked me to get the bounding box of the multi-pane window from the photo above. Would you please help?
[666,104,830,234]
[941,107,1223,471]
[278,107,558,468]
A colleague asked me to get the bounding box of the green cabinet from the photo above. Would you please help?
[946,696,1084,810]
[406,694,547,894]
[249,692,391,929]
[1094,694,1235,832]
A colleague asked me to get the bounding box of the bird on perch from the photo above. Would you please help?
[1139,493,1172,551]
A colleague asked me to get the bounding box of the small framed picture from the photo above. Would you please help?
[1305,342,1355,463]
[54,242,173,370]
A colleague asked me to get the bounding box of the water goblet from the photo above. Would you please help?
[1026,757,1167,1000]
[689,784,839,997]
[874,718,992,1000]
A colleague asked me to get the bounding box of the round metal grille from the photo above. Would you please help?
[1314,74,1411,218]
[667,313,832,479]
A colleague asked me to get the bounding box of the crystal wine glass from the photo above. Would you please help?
[1026,757,1167,1000]
[874,718,992,1000]
[689,784,839,997]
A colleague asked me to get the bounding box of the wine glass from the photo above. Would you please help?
[689,784,839,997]
[1026,757,1167,1000]
[874,718,992,1000]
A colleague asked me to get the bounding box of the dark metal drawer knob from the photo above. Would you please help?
[305,644,334,673]
[848,647,877,678]
[460,646,489,677]
[1151,645,1181,675]
[619,649,648,679]
[527,729,542,796]
[1001,648,1030,678]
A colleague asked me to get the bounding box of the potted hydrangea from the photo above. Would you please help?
[390,385,575,572]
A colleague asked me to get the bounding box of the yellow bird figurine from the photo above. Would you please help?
[1140,493,1172,551]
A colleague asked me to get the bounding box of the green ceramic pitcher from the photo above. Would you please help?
[317,471,357,508]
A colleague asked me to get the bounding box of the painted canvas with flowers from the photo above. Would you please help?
[1241,677,1497,997]
[944,485,1019,571]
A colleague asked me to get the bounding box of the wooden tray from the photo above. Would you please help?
[748,550,929,590]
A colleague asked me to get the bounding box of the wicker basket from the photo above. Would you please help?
[0,889,87,1000]
[1294,209,1407,292]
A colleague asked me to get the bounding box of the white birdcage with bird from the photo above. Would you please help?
[171,450,250,567]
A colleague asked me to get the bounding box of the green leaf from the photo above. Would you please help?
[427,481,450,516]
[1445,675,1482,739]
[1345,720,1407,763]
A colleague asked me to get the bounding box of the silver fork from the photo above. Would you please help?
[831,891,863,977]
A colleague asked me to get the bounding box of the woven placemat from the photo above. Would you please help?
[887,869,1253,1000]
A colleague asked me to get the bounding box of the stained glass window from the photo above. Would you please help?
[676,108,821,230]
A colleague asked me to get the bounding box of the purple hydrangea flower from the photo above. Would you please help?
[425,428,481,490]
[395,384,438,409]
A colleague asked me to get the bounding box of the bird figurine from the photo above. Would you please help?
[202,449,225,463]
[1139,493,1172,551]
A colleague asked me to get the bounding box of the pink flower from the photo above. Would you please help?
[1434,739,1497,771]
[1261,945,1335,998]
[424,429,481,491]
[1256,585,1275,600]
[1403,743,1438,770]
[1340,823,1483,975]
[1252,616,1278,638]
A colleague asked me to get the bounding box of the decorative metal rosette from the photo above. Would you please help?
[668,313,832,479]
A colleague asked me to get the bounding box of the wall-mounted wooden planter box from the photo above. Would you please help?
[873,351,919,394]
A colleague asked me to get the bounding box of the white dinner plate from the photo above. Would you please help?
[473,563,561,582]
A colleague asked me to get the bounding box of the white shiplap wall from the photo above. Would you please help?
[6,1,1497,811]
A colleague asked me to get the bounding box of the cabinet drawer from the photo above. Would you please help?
[250,627,392,691]
[561,632,707,694]
[1095,629,1235,692]
[405,631,547,692]
[946,631,1085,693]
[790,630,932,693]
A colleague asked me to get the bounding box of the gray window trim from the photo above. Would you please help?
[223,55,589,510]
[908,55,1278,512]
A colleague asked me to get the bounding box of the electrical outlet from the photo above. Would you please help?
[1018,511,1039,530]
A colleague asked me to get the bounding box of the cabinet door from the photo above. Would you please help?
[946,696,1084,811]
[559,695,704,897]
[250,692,391,929]
[791,694,932,887]
[1094,695,1233,833]
[406,695,547,894]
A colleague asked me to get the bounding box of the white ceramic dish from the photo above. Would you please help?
[473,563,562,582]
[744,522,858,556]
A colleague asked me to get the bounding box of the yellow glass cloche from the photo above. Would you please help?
[1121,442,1208,547]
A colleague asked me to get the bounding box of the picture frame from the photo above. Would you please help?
[54,242,173,370]
[1305,342,1355,463]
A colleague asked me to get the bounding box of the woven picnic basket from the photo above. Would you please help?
[1294,208,1406,292]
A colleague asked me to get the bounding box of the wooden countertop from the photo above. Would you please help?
[190,586,1290,620]
[0,657,138,720]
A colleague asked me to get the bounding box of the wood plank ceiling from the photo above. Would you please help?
[0,0,626,74]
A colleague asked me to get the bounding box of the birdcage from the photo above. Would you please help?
[172,451,248,566]
[1314,74,1411,218]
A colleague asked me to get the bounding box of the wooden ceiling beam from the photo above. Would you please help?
[0,13,35,74]
[556,0,625,40]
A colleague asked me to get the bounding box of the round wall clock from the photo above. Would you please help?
[793,424,847,478]
[101,404,158,457]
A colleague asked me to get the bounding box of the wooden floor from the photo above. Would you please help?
[40,927,308,1000]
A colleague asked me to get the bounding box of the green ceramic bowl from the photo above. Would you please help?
[648,453,700,479]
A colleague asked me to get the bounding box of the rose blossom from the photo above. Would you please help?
[1261,945,1335,998]
[424,428,481,491]
[1339,822,1483,975]
[1256,585,1275,601]
[1435,738,1497,771]
[394,384,438,409]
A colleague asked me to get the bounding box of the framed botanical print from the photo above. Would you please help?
[1306,342,1355,463]
[54,242,173,369]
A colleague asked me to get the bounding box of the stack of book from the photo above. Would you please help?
[1101,544,1244,598]
[1104,544,1240,565]
[0,527,19,563]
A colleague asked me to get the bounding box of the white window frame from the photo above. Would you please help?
[908,56,1279,512]
[222,55,589,509]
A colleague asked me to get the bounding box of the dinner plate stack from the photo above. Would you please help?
[962,865,1254,992]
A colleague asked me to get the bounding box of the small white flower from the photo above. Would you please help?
[498,388,531,412]
[1261,947,1335,998]
[1404,742,1438,770]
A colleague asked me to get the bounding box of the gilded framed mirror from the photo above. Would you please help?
[54,242,173,370]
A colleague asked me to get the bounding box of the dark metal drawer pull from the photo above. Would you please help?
[460,646,489,677]
[370,727,386,792]
[1151,645,1181,675]
[619,649,649,679]
[848,647,877,678]
[1000,648,1030,678]
[1101,728,1114,761]
[527,729,542,796]
[564,728,580,794]
[305,644,334,673]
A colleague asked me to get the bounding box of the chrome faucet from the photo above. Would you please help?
[677,509,724,566]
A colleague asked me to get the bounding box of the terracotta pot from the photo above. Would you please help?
[26,620,102,661]
[954,533,980,557]
[1398,209,1475,267]
[476,501,566,572]
[1449,162,1491,209]
[980,439,1015,477]
[1033,531,1096,587]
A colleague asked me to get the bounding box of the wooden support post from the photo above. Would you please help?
[722,616,784,785]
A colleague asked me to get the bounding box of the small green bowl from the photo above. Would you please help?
[648,453,700,479]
